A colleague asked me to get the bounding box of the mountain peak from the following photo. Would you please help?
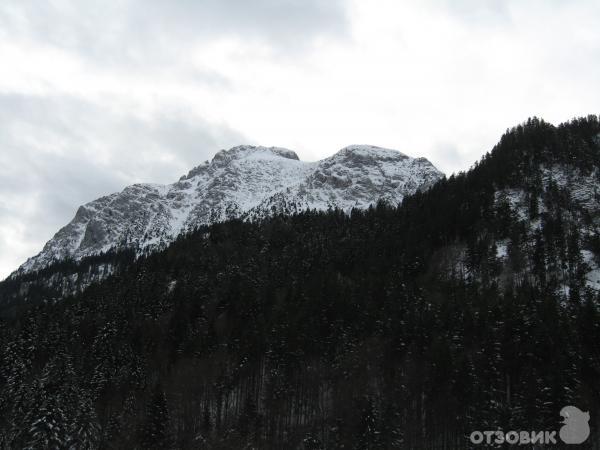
[180,145,300,180]
[336,144,408,160]
[213,145,300,164]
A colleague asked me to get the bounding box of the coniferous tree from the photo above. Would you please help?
[141,384,172,449]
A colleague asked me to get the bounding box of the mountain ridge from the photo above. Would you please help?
[16,144,443,275]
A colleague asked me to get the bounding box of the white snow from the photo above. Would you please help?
[496,241,508,259]
[582,249,600,290]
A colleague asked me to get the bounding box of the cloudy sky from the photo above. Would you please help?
[1,0,599,278]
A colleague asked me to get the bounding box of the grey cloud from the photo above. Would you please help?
[0,93,245,275]
[135,0,348,40]
[0,0,349,66]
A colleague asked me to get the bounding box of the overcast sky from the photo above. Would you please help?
[1,0,600,279]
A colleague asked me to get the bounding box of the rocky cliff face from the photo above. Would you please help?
[16,144,443,275]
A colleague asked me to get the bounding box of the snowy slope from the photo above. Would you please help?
[17,145,443,274]
[441,163,600,292]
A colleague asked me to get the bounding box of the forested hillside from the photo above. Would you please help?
[1,117,600,448]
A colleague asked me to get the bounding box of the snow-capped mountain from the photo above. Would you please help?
[17,144,443,274]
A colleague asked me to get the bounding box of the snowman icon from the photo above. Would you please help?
[559,406,590,445]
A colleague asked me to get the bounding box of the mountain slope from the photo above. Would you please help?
[397,116,600,294]
[17,145,442,275]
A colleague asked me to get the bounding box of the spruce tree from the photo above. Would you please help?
[141,384,172,449]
